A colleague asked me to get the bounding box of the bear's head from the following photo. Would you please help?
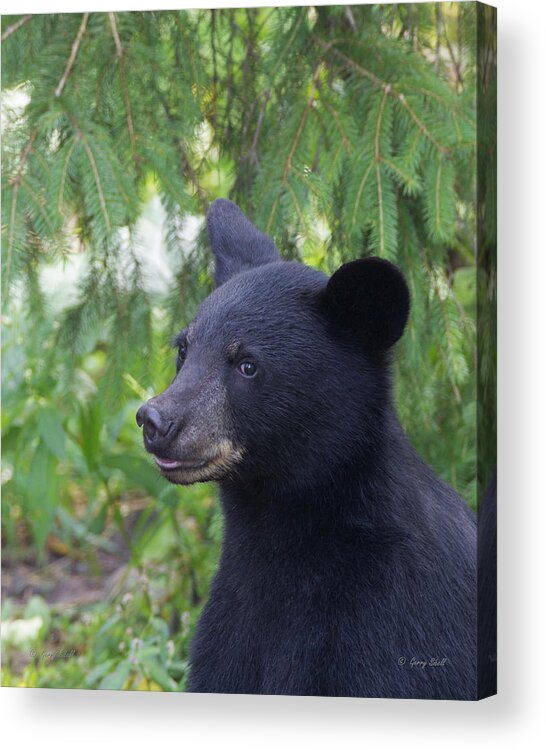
[136,199,409,488]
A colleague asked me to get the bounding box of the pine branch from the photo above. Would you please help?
[421,252,463,402]
[435,158,444,234]
[350,160,374,230]
[58,139,78,218]
[444,24,463,87]
[314,37,450,153]
[4,127,39,297]
[286,181,306,226]
[55,13,89,98]
[374,87,390,256]
[1,14,32,42]
[397,92,447,154]
[266,63,323,232]
[19,176,56,235]
[247,7,307,162]
[108,12,123,57]
[317,85,353,153]
[313,35,385,87]
[68,116,112,235]
[108,12,137,158]
[154,90,208,211]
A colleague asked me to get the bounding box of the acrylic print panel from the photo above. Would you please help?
[1,3,496,699]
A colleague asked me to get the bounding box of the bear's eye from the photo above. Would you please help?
[238,360,257,378]
[176,343,187,372]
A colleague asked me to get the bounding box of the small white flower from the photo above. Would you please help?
[180,611,191,636]
[2,616,43,647]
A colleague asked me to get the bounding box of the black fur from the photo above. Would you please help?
[139,200,478,699]
[207,199,280,286]
[321,257,410,351]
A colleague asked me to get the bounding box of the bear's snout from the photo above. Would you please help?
[136,402,175,447]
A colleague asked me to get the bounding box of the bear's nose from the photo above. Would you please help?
[136,404,173,443]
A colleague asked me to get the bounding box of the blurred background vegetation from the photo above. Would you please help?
[2,3,478,690]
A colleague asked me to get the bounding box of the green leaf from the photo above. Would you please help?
[37,405,66,460]
[23,442,59,551]
[98,660,132,690]
[145,660,179,692]
[78,403,102,471]
[423,154,457,243]
[103,454,165,498]
[92,614,121,658]
[84,659,116,687]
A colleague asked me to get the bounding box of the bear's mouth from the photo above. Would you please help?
[152,441,244,485]
[153,453,221,485]
[154,456,209,472]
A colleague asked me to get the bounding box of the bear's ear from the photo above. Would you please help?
[207,199,281,286]
[320,258,410,351]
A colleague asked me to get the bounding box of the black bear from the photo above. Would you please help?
[136,199,477,699]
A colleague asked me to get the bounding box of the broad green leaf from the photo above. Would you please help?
[37,405,66,460]
[84,659,116,687]
[103,454,165,497]
[145,661,178,692]
[24,442,59,551]
[98,660,132,690]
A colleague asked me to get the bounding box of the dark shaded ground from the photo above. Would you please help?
[2,546,127,607]
[1,503,150,608]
